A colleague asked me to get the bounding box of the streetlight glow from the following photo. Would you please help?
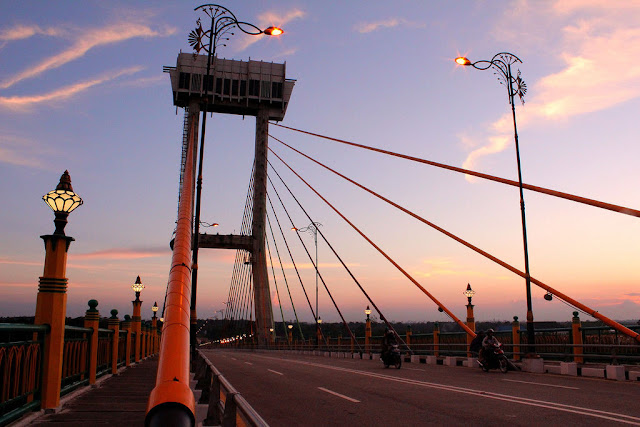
[455,56,471,66]
[132,275,144,295]
[264,26,283,36]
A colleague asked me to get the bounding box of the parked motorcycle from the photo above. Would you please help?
[478,343,508,373]
[382,343,402,369]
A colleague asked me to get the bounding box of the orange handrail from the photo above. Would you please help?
[146,104,198,426]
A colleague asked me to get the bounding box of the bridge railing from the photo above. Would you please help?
[0,324,48,425]
[193,349,268,427]
[0,304,161,425]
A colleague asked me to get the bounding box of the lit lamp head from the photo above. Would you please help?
[317,317,322,325]
[132,275,144,300]
[152,301,159,317]
[463,283,476,305]
[365,305,371,320]
[455,56,471,66]
[263,26,283,36]
[42,170,83,236]
[288,324,293,330]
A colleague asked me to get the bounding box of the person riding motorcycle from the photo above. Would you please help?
[480,329,500,364]
[381,328,397,359]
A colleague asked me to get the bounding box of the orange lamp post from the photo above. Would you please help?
[364,306,372,354]
[131,275,144,362]
[463,283,476,357]
[152,301,159,354]
[35,171,82,409]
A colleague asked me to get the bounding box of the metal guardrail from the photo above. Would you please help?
[194,349,269,427]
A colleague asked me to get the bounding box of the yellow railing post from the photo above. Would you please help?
[121,315,131,367]
[433,322,440,357]
[151,315,158,354]
[572,312,584,363]
[108,309,120,374]
[132,296,142,362]
[512,316,521,361]
[34,233,74,410]
[83,300,100,385]
[466,302,475,357]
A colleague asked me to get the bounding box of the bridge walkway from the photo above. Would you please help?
[24,356,158,426]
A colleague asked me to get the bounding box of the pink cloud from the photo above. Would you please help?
[71,246,169,261]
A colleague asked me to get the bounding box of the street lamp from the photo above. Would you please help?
[463,283,476,306]
[454,52,535,354]
[132,275,144,301]
[365,305,371,320]
[152,301,159,317]
[292,222,323,326]
[42,170,83,236]
[188,3,284,351]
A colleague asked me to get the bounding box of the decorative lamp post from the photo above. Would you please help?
[152,301,159,354]
[188,3,284,352]
[131,275,144,362]
[316,317,323,349]
[35,171,82,409]
[463,283,476,357]
[288,324,293,344]
[454,52,536,354]
[293,222,323,328]
[365,306,372,354]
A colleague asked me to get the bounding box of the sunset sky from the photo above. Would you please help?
[1,1,639,327]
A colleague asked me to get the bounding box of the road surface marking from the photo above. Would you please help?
[244,362,253,365]
[404,368,423,371]
[252,354,640,425]
[502,379,579,390]
[318,387,360,403]
[230,357,237,360]
[268,369,284,375]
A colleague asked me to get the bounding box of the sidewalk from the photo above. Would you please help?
[25,356,158,426]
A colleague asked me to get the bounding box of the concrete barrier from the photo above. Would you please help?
[371,353,380,360]
[410,355,421,364]
[465,357,479,368]
[629,371,640,381]
[426,356,438,365]
[560,362,577,376]
[544,365,561,374]
[444,357,459,367]
[522,357,544,373]
[606,365,626,381]
[582,367,605,378]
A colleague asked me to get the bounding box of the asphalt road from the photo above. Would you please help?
[200,349,640,426]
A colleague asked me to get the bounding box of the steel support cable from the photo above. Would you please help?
[271,123,640,219]
[266,168,354,351]
[267,177,316,323]
[266,171,361,352]
[265,221,288,339]
[266,194,305,340]
[270,139,640,343]
[268,145,474,336]
[267,162,407,352]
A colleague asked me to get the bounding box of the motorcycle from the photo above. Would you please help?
[478,343,508,373]
[382,343,402,369]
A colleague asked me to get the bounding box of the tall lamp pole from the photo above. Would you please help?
[292,222,322,327]
[187,4,283,351]
[455,52,535,354]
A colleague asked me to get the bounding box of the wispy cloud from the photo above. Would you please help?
[461,1,640,173]
[0,24,65,42]
[0,22,175,89]
[0,66,143,111]
[71,246,169,261]
[412,257,484,278]
[354,18,425,34]
[0,258,41,267]
[236,8,305,52]
[0,134,54,168]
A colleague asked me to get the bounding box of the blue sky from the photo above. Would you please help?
[1,1,639,327]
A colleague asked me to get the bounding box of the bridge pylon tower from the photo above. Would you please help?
[165,53,295,346]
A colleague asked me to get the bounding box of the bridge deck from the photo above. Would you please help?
[28,356,158,426]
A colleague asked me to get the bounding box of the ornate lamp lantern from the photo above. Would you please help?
[365,305,371,320]
[42,170,83,235]
[463,283,476,305]
[132,275,144,300]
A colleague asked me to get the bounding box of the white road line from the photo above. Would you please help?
[244,362,253,365]
[268,369,284,375]
[502,379,580,390]
[318,387,360,403]
[230,357,237,360]
[253,354,640,425]
[404,368,423,371]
